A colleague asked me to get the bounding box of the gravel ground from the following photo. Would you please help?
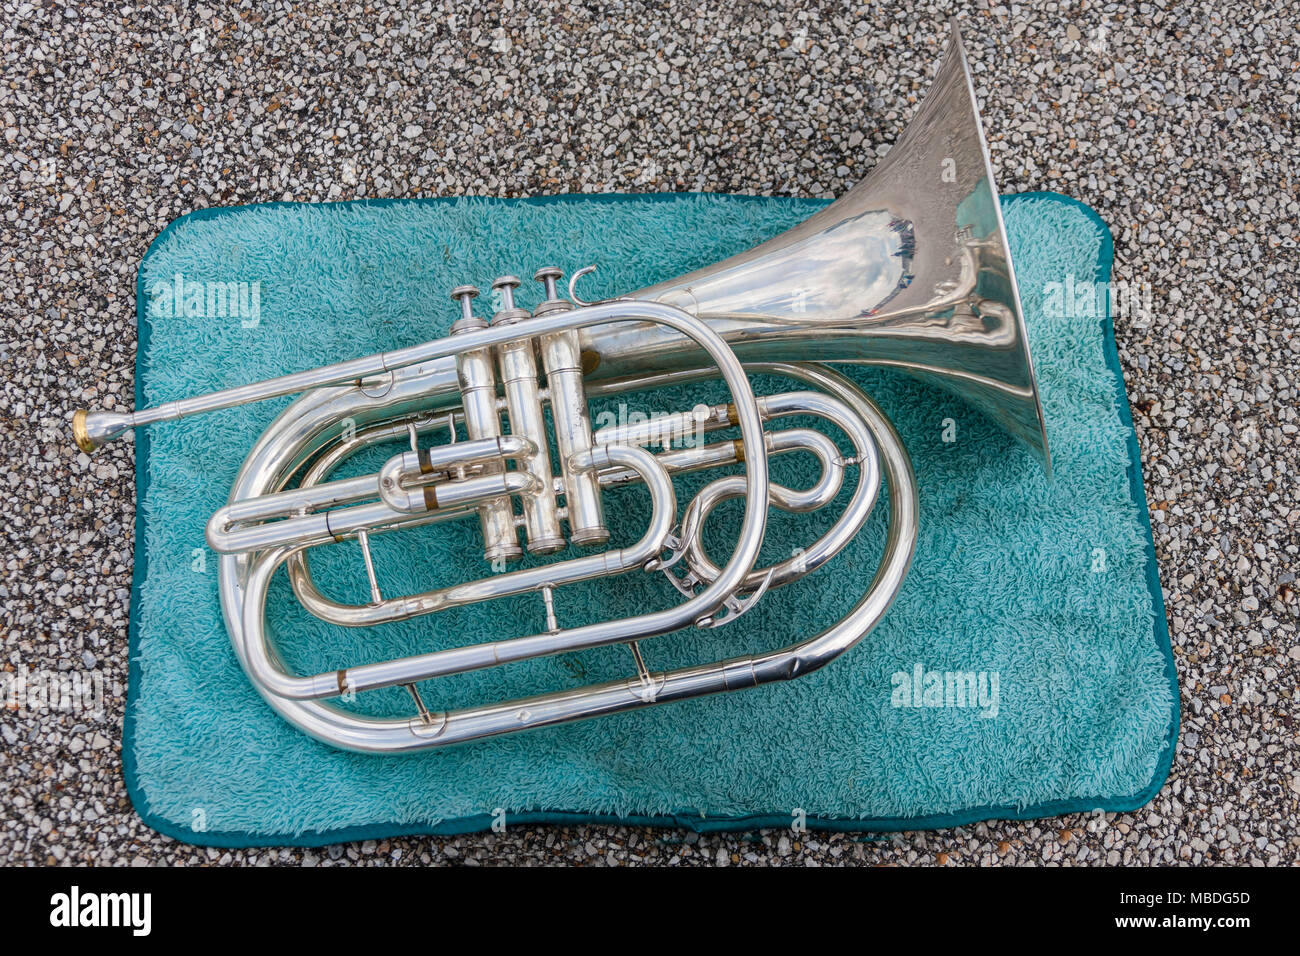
[2,1,1297,866]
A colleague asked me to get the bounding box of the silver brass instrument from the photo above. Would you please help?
[73,24,1049,753]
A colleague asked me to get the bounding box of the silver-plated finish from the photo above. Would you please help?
[593,401,734,448]
[538,324,608,546]
[496,340,565,554]
[532,265,572,316]
[451,291,522,563]
[492,275,565,554]
[242,443,673,681]
[678,391,879,594]
[207,434,537,553]
[70,21,1045,753]
[74,26,1046,472]
[578,27,1050,471]
[222,361,906,751]
[223,303,772,741]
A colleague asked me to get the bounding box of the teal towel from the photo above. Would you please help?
[122,192,1177,844]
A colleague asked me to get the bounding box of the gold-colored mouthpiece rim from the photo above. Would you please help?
[72,410,97,454]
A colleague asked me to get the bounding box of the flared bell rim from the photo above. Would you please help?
[945,18,1052,475]
[623,19,1053,475]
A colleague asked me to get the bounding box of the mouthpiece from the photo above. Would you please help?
[72,409,134,453]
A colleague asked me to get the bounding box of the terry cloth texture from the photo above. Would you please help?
[121,191,1177,845]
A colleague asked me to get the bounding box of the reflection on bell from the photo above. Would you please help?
[584,25,1050,470]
